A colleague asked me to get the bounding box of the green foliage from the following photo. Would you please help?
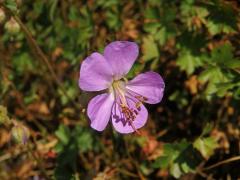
[4,0,18,12]
[153,140,201,178]
[153,123,219,178]
[55,124,94,153]
[12,52,35,74]
[176,49,203,75]
[199,44,240,98]
[210,44,240,69]
[142,36,159,62]
[205,1,237,35]
[54,124,96,179]
[193,123,218,159]
[193,137,218,159]
[143,2,177,46]
[1,0,239,179]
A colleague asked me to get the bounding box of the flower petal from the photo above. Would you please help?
[87,93,114,131]
[79,52,113,91]
[111,98,148,134]
[126,71,165,104]
[104,41,139,79]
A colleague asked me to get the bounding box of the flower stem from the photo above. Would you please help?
[203,155,240,171]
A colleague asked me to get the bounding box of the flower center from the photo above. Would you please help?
[111,80,145,133]
[112,80,128,107]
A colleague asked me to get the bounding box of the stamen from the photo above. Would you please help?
[135,102,142,111]
[112,80,142,133]
[133,110,138,115]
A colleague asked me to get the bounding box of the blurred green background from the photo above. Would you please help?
[0,0,240,179]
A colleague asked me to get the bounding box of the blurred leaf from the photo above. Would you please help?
[199,66,229,97]
[193,137,218,159]
[58,81,78,105]
[176,50,203,75]
[233,86,240,99]
[54,125,95,179]
[153,140,201,178]
[170,163,182,179]
[106,9,121,30]
[142,36,159,61]
[144,7,159,19]
[169,90,189,108]
[127,63,145,79]
[96,0,119,8]
[177,31,207,54]
[49,0,58,21]
[4,0,18,12]
[74,126,93,153]
[201,123,214,136]
[210,44,240,69]
[12,53,35,74]
[205,1,237,35]
[143,22,161,34]
[0,105,10,125]
[55,124,70,146]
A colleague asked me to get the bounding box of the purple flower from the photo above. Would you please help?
[79,41,165,134]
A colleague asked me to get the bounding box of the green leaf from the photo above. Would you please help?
[49,0,58,21]
[74,126,93,153]
[105,9,121,30]
[205,2,237,35]
[12,53,35,74]
[55,124,70,146]
[144,7,159,19]
[193,137,218,159]
[153,140,201,178]
[142,36,159,61]
[4,0,18,12]
[199,66,229,97]
[201,123,214,136]
[127,63,145,79]
[170,163,182,179]
[211,44,233,63]
[96,0,119,8]
[210,44,240,69]
[176,50,203,75]
[233,86,240,99]
[143,22,161,34]
[152,155,171,169]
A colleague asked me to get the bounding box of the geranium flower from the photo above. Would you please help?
[79,41,165,134]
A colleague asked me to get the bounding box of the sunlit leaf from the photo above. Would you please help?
[193,137,218,159]
[142,36,159,61]
[176,50,203,75]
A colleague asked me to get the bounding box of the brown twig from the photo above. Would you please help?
[203,156,240,171]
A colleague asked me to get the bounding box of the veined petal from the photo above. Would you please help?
[104,41,139,79]
[87,93,114,131]
[79,52,113,91]
[112,98,148,134]
[126,71,165,104]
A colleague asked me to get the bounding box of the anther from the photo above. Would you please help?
[136,102,141,111]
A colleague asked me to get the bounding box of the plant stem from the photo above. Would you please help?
[4,6,81,110]
[203,156,240,170]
